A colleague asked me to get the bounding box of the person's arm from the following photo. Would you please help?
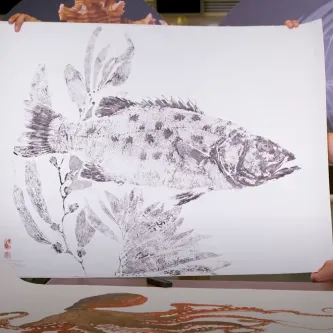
[3,0,68,32]
[4,0,41,32]
[328,133,333,165]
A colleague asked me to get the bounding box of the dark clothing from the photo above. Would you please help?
[220,0,330,26]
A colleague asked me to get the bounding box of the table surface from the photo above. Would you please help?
[47,278,333,291]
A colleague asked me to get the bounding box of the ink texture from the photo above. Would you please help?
[11,27,302,277]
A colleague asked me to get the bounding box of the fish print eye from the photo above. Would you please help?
[256,140,275,154]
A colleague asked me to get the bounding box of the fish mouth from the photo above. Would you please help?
[272,154,301,179]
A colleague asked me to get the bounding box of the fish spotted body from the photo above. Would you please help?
[14,97,300,199]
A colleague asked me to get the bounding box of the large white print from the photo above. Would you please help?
[0,20,331,277]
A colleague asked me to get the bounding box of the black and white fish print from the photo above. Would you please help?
[14,95,301,203]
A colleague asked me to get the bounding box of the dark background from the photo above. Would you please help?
[1,0,202,14]
[0,1,21,14]
[156,0,201,14]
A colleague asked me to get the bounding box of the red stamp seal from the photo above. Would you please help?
[4,239,11,250]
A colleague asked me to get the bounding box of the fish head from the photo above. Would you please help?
[213,132,300,188]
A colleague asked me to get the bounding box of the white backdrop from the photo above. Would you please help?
[0,20,331,278]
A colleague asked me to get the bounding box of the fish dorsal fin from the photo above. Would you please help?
[95,96,136,118]
[139,97,203,114]
[95,96,203,118]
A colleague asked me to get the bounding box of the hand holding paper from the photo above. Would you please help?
[8,13,40,32]
[0,20,331,278]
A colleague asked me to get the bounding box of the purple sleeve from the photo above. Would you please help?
[220,0,330,26]
[321,8,333,132]
[300,4,333,131]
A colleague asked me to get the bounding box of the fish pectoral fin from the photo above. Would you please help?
[175,140,209,164]
[81,162,125,184]
[172,188,209,206]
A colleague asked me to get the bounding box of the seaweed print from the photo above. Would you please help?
[11,55,121,274]
[12,179,230,276]
[13,154,120,274]
[98,188,230,276]
[13,27,301,206]
[13,158,92,274]
[1,293,333,333]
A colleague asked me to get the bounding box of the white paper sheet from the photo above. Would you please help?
[0,20,331,278]
[1,261,333,333]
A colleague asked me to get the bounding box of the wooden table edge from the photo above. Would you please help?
[46,278,333,291]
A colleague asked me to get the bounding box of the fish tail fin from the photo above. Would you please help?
[14,100,68,158]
